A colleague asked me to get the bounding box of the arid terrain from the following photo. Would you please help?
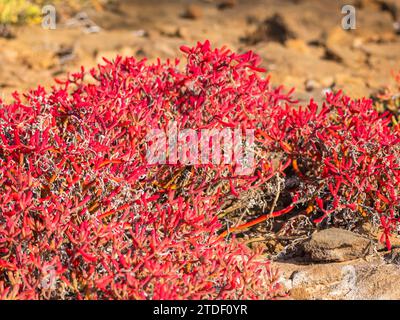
[1,0,400,299]
[1,0,400,103]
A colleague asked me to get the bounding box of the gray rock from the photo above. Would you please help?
[276,256,400,299]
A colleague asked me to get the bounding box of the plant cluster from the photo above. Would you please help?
[0,41,399,299]
[0,0,42,25]
[273,93,400,249]
[0,41,287,299]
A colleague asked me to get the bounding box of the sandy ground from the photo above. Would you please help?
[1,0,399,104]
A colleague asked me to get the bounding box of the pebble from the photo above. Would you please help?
[183,4,203,20]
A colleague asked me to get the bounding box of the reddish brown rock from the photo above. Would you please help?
[183,4,203,20]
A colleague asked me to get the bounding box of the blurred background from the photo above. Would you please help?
[0,0,399,103]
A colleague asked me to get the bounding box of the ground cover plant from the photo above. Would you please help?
[0,41,399,299]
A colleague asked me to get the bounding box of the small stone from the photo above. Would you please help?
[245,13,296,44]
[158,24,179,37]
[303,228,373,262]
[305,79,318,92]
[183,4,203,20]
[217,0,237,10]
[394,21,400,34]
[132,29,147,37]
[56,45,75,65]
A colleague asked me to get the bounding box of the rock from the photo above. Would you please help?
[217,0,237,10]
[277,255,400,299]
[132,29,147,38]
[56,45,76,65]
[376,0,398,20]
[323,27,366,66]
[355,0,381,10]
[303,228,373,262]
[158,24,179,37]
[183,4,203,20]
[356,8,395,40]
[245,13,296,44]
[395,21,400,34]
[354,263,400,299]
[158,23,190,40]
[305,79,318,92]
